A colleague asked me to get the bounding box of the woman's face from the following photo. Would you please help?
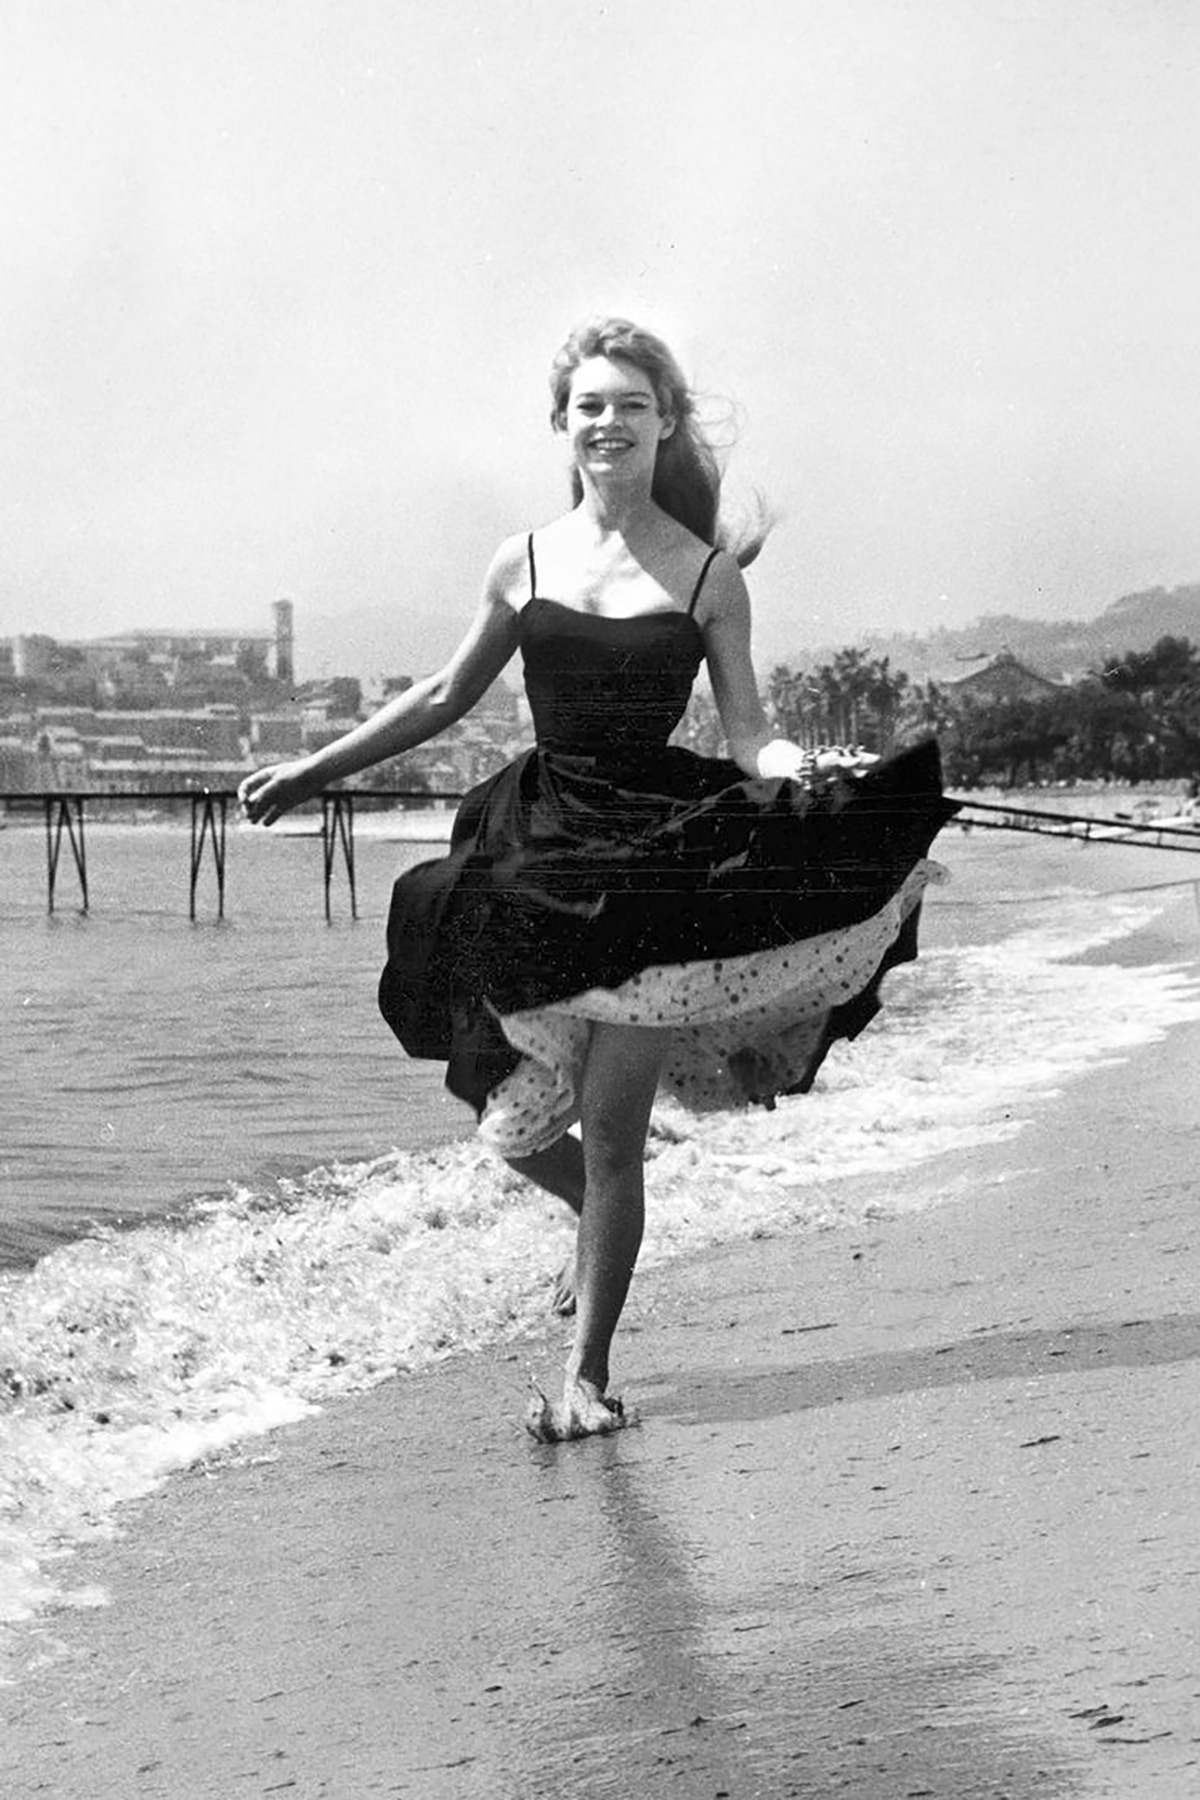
[562,355,674,484]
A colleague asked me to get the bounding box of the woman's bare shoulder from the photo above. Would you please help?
[487,514,579,580]
[481,531,538,611]
[486,530,533,576]
[692,546,749,627]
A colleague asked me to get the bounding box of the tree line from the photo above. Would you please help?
[939,637,1200,787]
[677,636,1200,788]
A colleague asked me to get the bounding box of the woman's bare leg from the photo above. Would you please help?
[505,1135,585,1313]
[527,1023,665,1442]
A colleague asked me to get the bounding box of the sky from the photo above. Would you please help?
[3,0,1199,676]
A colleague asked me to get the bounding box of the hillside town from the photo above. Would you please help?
[0,602,524,803]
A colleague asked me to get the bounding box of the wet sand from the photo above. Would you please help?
[4,1005,1200,1795]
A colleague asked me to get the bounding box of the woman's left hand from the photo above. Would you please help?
[238,758,321,826]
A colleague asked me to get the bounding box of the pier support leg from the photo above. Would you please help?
[44,795,88,914]
[321,792,357,922]
[190,792,228,920]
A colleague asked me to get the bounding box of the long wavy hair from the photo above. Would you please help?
[548,318,768,568]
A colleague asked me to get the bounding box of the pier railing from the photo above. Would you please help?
[950,795,1200,854]
[4,787,1198,921]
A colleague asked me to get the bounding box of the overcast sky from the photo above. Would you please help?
[3,0,1199,670]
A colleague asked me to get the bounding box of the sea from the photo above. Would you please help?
[3,802,1200,1676]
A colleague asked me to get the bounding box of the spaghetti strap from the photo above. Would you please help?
[686,548,721,617]
[527,533,538,600]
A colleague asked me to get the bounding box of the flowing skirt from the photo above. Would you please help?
[379,738,958,1156]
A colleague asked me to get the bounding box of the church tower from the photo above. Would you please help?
[272,599,295,688]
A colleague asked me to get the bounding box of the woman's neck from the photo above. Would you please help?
[575,476,659,540]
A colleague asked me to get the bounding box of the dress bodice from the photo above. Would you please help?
[519,596,705,757]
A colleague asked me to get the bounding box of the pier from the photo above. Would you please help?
[4,788,1199,922]
[1,788,463,920]
[950,795,1200,854]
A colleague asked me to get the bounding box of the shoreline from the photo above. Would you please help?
[4,956,1199,1795]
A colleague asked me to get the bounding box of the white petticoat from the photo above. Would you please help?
[479,859,944,1157]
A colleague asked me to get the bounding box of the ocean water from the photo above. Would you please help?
[1,819,467,1266]
[2,812,1200,1676]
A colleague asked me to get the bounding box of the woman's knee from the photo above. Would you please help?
[582,1070,660,1174]
[583,1123,646,1186]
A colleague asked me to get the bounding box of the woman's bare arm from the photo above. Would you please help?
[239,539,525,825]
[699,556,811,780]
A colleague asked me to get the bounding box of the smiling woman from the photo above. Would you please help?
[238,315,958,1444]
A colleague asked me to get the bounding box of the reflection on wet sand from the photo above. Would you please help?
[512,1423,1076,1797]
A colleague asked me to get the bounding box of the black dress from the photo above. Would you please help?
[379,542,959,1155]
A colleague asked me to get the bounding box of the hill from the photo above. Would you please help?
[804,583,1200,684]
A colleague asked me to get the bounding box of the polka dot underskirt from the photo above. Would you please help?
[479,859,945,1157]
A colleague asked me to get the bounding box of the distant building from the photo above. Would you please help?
[76,625,274,676]
[2,604,296,686]
[946,650,1061,705]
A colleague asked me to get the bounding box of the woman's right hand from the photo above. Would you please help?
[238,758,322,827]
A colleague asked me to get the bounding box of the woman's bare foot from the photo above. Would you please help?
[524,1377,633,1443]
[551,1257,577,1317]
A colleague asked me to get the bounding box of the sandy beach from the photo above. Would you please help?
[3,939,1198,1799]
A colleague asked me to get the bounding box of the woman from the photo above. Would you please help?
[239,318,957,1443]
